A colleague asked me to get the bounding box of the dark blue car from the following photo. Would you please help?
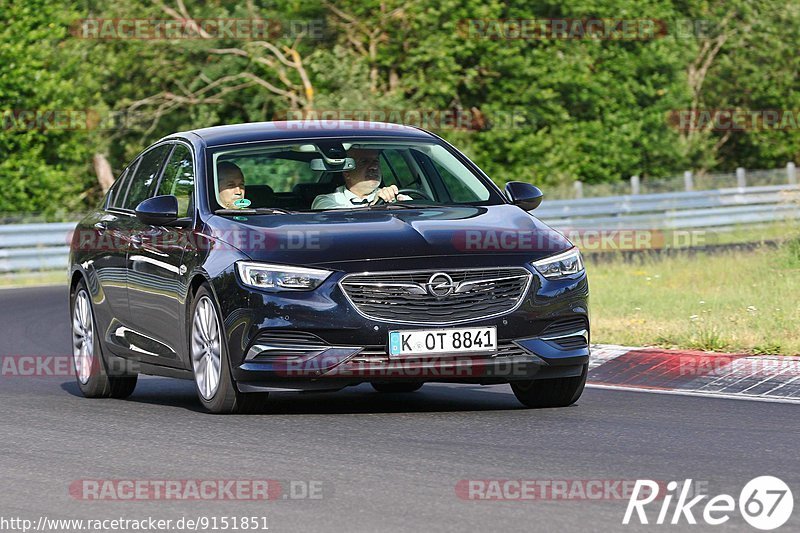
[68,121,589,413]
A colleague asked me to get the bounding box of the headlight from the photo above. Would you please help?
[531,248,584,279]
[236,261,333,291]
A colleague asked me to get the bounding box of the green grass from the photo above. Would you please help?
[588,236,800,355]
[0,271,66,288]
[577,221,800,256]
[705,221,800,247]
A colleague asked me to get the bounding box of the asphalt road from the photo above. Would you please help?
[1,286,798,532]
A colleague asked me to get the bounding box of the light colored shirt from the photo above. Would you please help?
[311,185,378,210]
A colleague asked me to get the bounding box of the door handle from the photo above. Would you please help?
[93,221,108,231]
[129,234,143,247]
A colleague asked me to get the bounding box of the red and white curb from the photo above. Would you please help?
[587,344,800,404]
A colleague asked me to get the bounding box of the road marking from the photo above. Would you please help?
[761,373,800,396]
[586,383,800,404]
[430,381,800,404]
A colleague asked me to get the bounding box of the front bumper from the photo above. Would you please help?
[214,263,590,391]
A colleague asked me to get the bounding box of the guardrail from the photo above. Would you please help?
[0,184,798,273]
[0,222,75,273]
[537,184,800,230]
[548,163,798,199]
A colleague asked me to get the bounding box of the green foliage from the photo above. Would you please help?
[1,0,798,215]
[0,0,97,216]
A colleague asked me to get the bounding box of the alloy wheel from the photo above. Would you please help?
[71,289,94,384]
[191,295,222,400]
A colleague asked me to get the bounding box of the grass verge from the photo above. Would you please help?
[0,271,65,288]
[588,235,800,355]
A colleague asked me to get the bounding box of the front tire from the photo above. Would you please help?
[70,281,137,399]
[189,284,268,413]
[510,364,587,408]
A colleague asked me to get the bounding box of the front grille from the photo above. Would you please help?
[340,268,532,325]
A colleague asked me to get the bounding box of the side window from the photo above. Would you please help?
[157,144,195,217]
[106,166,131,210]
[121,144,171,210]
[381,150,415,188]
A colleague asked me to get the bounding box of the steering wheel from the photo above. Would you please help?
[372,187,434,205]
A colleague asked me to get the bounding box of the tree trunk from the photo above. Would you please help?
[93,153,114,193]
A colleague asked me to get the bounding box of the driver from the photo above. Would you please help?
[311,148,411,209]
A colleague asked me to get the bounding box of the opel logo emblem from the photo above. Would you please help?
[426,272,456,297]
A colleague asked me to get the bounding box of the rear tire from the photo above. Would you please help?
[510,364,587,408]
[70,281,138,399]
[189,284,269,414]
[371,382,424,393]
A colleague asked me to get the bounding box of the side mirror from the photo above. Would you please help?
[135,195,180,226]
[505,182,544,211]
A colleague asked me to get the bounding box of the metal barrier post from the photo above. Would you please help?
[736,167,746,188]
[630,175,640,195]
[683,171,694,191]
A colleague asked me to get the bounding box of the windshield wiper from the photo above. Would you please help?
[214,207,292,216]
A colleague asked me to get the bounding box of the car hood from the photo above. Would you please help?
[205,205,572,269]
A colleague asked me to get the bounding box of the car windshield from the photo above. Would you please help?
[207,140,498,212]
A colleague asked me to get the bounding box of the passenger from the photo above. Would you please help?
[218,162,246,209]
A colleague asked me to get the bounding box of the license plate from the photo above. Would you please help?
[388,326,497,357]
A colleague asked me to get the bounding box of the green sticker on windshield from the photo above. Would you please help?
[233,198,251,208]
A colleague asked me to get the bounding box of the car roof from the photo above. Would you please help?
[168,120,436,147]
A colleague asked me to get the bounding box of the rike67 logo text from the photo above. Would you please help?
[624,477,793,530]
